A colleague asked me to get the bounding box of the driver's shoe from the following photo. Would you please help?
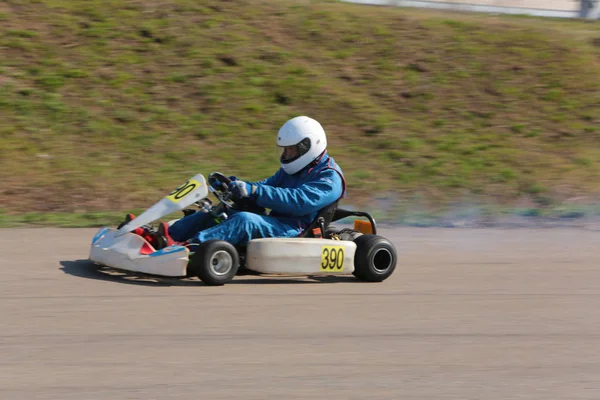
[117,213,154,242]
[155,222,179,250]
[117,213,136,229]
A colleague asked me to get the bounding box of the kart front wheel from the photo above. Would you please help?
[189,240,240,286]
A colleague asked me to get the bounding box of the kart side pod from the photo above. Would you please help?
[245,238,357,275]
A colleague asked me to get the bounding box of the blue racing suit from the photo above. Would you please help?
[168,151,346,246]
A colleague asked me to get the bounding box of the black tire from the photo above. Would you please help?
[189,240,240,286]
[353,234,397,282]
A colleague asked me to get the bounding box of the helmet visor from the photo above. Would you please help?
[277,137,311,164]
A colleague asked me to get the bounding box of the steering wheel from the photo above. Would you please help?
[207,172,236,208]
[207,172,267,215]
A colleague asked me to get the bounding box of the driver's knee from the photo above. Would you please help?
[230,211,261,226]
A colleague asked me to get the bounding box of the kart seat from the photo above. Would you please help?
[298,201,379,239]
[298,200,340,238]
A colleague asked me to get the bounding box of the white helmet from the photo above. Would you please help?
[276,116,327,175]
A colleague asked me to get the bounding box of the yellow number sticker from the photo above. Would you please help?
[166,179,202,203]
[321,245,345,272]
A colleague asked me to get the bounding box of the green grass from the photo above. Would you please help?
[1,0,600,226]
[0,209,136,228]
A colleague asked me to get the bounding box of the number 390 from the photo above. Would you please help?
[321,246,344,271]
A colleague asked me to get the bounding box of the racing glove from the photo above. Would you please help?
[228,180,257,199]
[210,175,238,191]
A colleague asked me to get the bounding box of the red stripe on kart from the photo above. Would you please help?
[140,242,155,255]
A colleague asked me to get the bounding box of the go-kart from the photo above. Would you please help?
[89,172,398,286]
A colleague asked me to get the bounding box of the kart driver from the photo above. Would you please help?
[145,115,347,249]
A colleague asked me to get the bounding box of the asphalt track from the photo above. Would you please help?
[1,226,599,399]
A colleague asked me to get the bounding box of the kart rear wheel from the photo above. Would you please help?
[353,234,397,282]
[189,240,240,286]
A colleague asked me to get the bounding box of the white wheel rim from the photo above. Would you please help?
[210,250,233,276]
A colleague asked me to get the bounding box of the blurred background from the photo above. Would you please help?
[1,0,599,228]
